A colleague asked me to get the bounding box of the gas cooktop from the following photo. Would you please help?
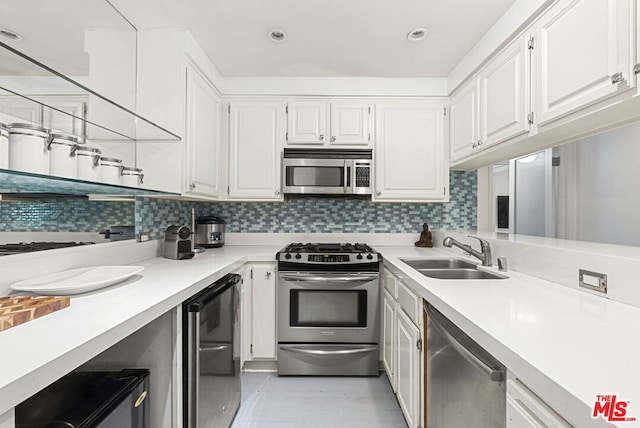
[0,241,95,256]
[277,242,379,265]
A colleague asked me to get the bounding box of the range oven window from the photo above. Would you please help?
[285,166,350,187]
[289,290,367,327]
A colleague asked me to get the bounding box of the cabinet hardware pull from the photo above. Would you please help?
[376,190,381,196]
[527,112,534,125]
[319,134,325,141]
[275,189,281,196]
[134,391,148,408]
[634,64,640,75]
[611,72,624,85]
[330,136,336,142]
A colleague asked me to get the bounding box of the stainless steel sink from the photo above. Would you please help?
[415,268,507,280]
[400,258,507,280]
[401,258,478,270]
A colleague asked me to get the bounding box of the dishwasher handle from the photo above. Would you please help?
[426,304,504,382]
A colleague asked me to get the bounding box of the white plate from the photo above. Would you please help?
[10,266,144,295]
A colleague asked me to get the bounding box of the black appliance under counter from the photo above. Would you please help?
[15,369,150,428]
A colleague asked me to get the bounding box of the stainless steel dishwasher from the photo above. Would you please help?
[183,273,241,428]
[425,303,506,428]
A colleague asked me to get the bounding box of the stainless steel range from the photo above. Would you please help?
[276,243,380,376]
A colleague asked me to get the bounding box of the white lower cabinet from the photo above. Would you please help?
[381,268,423,428]
[382,289,396,391]
[396,307,421,428]
[506,378,571,428]
[241,263,277,364]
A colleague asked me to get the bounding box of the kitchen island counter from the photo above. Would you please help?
[0,245,281,418]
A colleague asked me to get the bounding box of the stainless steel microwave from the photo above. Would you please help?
[282,149,373,195]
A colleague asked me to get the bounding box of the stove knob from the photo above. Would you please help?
[367,253,373,260]
[295,253,302,259]
[285,253,292,259]
[356,253,363,260]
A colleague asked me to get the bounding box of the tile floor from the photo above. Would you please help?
[231,372,408,428]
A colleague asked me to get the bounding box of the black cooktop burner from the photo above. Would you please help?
[0,241,95,256]
[282,242,375,254]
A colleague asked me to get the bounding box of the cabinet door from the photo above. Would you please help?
[249,265,277,359]
[534,0,632,126]
[382,290,396,392]
[42,96,87,137]
[375,101,447,201]
[229,102,284,200]
[0,96,42,125]
[185,65,221,198]
[480,36,530,148]
[396,308,421,428]
[506,380,572,428]
[286,100,327,145]
[330,101,372,146]
[450,81,479,163]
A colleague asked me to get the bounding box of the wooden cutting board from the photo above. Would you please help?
[0,296,70,332]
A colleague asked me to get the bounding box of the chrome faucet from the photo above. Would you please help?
[442,236,493,267]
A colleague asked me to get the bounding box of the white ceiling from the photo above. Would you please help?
[0,0,134,76]
[110,0,516,78]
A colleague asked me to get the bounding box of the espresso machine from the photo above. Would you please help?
[163,225,195,260]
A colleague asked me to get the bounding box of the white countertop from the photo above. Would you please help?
[1,244,638,428]
[379,246,640,428]
[0,245,280,416]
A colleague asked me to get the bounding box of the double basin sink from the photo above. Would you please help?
[400,258,507,280]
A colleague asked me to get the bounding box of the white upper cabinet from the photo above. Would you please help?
[533,0,633,126]
[229,101,285,200]
[375,101,447,201]
[450,36,530,165]
[330,101,372,145]
[185,64,221,198]
[480,35,531,148]
[286,100,327,144]
[450,80,479,162]
[286,99,372,147]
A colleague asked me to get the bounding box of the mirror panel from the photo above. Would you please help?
[491,120,640,247]
[0,0,156,251]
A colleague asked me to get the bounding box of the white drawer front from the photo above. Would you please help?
[397,280,420,326]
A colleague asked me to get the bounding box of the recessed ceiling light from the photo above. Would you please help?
[407,28,428,42]
[0,29,22,41]
[268,29,287,43]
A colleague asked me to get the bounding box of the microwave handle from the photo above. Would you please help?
[343,160,349,195]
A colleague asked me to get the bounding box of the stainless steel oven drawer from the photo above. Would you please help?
[277,344,379,376]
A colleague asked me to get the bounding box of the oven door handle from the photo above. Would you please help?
[283,346,377,356]
[279,273,378,283]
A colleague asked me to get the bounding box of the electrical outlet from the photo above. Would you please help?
[137,232,151,242]
[579,269,607,294]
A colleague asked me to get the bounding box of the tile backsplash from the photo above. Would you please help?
[0,199,134,232]
[137,171,477,239]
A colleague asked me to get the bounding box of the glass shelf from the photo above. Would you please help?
[0,169,180,197]
[0,41,181,142]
